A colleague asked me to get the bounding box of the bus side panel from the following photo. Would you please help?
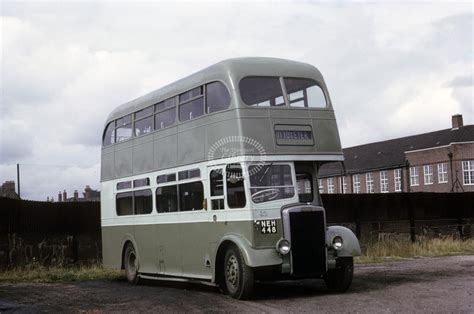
[180,219,254,279]
[154,222,183,277]
[134,224,158,274]
[102,225,134,269]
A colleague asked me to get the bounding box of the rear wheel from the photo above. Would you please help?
[222,245,254,300]
[123,243,139,285]
[324,257,353,292]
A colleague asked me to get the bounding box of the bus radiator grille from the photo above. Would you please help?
[289,211,327,275]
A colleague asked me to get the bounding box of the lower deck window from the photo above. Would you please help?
[156,185,178,213]
[134,189,152,214]
[116,192,133,216]
[117,189,152,216]
[179,181,204,211]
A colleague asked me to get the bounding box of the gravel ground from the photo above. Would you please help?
[0,255,473,313]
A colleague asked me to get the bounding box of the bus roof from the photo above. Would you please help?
[106,57,325,124]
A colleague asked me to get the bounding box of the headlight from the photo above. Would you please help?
[276,239,291,255]
[332,236,343,250]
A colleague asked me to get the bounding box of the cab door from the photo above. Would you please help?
[207,166,228,270]
[208,167,226,212]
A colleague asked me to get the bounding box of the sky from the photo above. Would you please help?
[0,1,473,200]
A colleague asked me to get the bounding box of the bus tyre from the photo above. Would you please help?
[124,243,140,285]
[324,257,353,292]
[223,245,254,300]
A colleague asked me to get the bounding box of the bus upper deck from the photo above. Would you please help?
[101,57,343,182]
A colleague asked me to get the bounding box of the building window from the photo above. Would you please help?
[318,179,324,194]
[423,165,433,185]
[462,160,474,185]
[410,167,419,186]
[380,171,389,193]
[339,176,347,194]
[437,163,448,184]
[366,173,374,193]
[394,169,402,192]
[327,177,335,194]
[353,174,360,194]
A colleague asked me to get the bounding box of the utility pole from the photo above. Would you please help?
[16,163,21,198]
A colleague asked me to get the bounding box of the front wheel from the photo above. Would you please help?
[222,245,254,300]
[123,243,140,285]
[324,257,353,292]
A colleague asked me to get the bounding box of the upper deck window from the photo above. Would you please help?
[155,97,176,130]
[240,76,328,108]
[206,82,231,113]
[284,78,326,108]
[239,77,285,107]
[103,122,116,146]
[179,86,204,122]
[116,114,133,142]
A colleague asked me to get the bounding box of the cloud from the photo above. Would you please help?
[0,2,472,199]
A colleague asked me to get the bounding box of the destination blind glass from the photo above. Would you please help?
[275,130,313,141]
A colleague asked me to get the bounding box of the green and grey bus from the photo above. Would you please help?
[101,57,361,299]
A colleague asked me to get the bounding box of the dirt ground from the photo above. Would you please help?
[0,255,473,313]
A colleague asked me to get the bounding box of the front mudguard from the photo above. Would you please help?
[326,226,361,257]
[215,233,283,268]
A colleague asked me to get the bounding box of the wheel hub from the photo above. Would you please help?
[226,255,239,287]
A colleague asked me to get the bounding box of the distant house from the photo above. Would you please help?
[0,181,20,199]
[53,185,100,202]
[318,114,474,194]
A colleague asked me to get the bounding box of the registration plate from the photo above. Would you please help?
[256,219,277,234]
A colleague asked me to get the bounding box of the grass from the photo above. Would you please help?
[355,237,474,264]
[0,264,124,283]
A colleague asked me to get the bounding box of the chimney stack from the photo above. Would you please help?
[63,190,67,201]
[84,185,91,200]
[58,191,62,202]
[452,114,463,129]
[74,189,79,200]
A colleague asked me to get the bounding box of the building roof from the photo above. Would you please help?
[319,124,474,177]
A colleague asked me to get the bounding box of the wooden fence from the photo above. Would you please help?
[0,192,472,267]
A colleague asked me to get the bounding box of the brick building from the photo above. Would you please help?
[0,181,20,199]
[318,114,474,194]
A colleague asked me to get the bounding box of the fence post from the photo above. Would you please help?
[408,194,416,242]
[355,201,361,240]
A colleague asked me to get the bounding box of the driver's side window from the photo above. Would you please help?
[226,163,246,208]
[296,173,313,203]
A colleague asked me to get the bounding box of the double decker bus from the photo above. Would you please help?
[101,57,360,299]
